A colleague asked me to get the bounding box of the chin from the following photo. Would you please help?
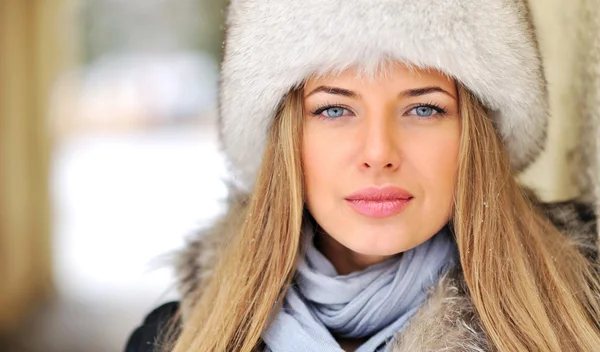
[341,223,421,256]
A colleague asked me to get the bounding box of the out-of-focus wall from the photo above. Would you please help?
[0,0,78,334]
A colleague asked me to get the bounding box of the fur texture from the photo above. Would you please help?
[174,193,598,351]
[218,0,548,191]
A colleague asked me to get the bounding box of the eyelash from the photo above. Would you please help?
[310,101,448,120]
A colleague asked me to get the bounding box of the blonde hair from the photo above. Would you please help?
[169,85,600,351]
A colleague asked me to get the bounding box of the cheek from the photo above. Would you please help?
[302,123,345,204]
[405,126,460,208]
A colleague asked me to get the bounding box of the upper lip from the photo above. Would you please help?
[345,186,413,201]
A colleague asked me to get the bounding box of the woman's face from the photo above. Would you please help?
[302,63,460,261]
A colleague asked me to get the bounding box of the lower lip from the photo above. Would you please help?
[345,198,412,218]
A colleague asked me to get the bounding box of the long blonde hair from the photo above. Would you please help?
[169,85,600,351]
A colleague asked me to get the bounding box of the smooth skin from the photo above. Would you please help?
[302,62,461,276]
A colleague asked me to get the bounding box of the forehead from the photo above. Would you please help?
[303,61,455,92]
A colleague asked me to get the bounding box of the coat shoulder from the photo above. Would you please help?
[537,199,599,261]
[125,301,181,352]
[392,199,599,351]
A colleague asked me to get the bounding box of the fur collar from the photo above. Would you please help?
[174,193,598,351]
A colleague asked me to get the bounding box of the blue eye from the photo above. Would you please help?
[311,105,351,119]
[323,107,346,118]
[407,104,446,118]
[415,106,434,117]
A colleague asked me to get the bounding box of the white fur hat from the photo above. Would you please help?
[218,0,548,191]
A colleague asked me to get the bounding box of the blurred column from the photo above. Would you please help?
[521,0,600,207]
[578,0,600,214]
[519,0,586,202]
[0,0,78,334]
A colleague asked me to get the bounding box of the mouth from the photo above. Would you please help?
[345,198,413,218]
[345,186,414,219]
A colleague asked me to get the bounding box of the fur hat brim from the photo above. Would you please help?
[219,0,548,190]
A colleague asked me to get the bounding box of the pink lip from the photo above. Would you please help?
[345,186,413,218]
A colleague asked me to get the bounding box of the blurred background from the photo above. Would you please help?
[1,0,229,351]
[0,0,598,351]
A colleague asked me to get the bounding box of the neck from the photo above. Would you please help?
[315,230,398,275]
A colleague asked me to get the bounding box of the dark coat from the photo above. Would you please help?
[125,302,180,352]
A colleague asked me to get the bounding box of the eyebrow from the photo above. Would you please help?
[305,86,360,99]
[399,86,456,100]
[305,85,456,100]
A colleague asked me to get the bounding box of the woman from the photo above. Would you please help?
[126,0,600,351]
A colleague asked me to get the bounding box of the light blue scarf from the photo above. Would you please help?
[262,224,458,352]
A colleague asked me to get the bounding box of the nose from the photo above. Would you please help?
[360,113,401,172]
